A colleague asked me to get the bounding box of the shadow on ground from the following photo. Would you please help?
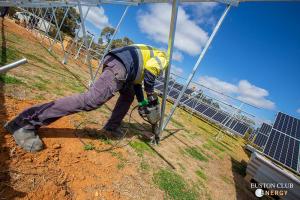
[231,156,257,200]
[0,17,27,199]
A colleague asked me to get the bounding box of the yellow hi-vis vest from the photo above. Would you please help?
[132,44,168,84]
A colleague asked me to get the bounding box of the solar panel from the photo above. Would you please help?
[263,112,300,172]
[233,122,248,135]
[168,90,179,99]
[202,107,217,118]
[248,129,257,142]
[273,112,300,139]
[185,99,199,109]
[212,112,227,123]
[253,123,272,148]
[195,103,209,113]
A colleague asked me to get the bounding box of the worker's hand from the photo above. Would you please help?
[147,93,159,106]
[138,106,149,118]
[138,99,149,118]
[138,99,149,107]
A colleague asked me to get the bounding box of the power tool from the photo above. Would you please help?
[138,94,161,144]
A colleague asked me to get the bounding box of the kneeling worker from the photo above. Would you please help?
[4,44,168,152]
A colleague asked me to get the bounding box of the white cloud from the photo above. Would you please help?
[82,6,110,30]
[199,76,276,110]
[297,108,300,114]
[172,51,184,62]
[199,76,238,94]
[137,4,209,56]
[171,65,183,76]
[185,2,219,26]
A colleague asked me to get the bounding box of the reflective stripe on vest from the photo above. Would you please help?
[154,56,163,72]
[145,45,154,57]
[134,48,144,84]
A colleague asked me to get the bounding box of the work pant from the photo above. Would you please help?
[13,55,135,131]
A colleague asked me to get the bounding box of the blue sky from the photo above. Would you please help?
[82,2,300,125]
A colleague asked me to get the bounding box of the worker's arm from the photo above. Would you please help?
[133,69,156,104]
[135,55,166,105]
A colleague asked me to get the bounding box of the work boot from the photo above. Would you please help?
[102,126,126,140]
[4,121,43,152]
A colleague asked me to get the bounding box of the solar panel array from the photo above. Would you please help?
[154,77,250,136]
[248,129,257,142]
[263,112,300,172]
[253,123,272,148]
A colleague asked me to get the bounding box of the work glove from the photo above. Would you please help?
[138,99,149,117]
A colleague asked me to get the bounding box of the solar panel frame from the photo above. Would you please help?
[263,112,300,173]
[253,123,272,148]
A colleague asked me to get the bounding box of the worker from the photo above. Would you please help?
[4,44,168,152]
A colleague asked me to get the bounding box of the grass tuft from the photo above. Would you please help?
[0,74,22,84]
[32,82,47,90]
[140,160,150,171]
[153,169,198,200]
[129,140,152,157]
[203,139,226,152]
[185,147,208,162]
[195,169,207,180]
[83,143,95,151]
[117,162,125,170]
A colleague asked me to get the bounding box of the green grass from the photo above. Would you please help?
[185,147,208,162]
[67,81,86,93]
[111,151,126,170]
[195,169,207,180]
[153,169,198,200]
[129,140,153,157]
[117,162,125,170]
[32,82,47,90]
[34,94,46,100]
[203,139,225,152]
[140,160,150,171]
[24,53,52,67]
[170,117,184,128]
[99,137,112,145]
[83,143,95,151]
[0,74,22,84]
[0,47,20,65]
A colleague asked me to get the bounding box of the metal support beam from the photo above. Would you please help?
[0,58,28,74]
[85,33,95,64]
[51,7,67,63]
[77,2,93,81]
[158,0,179,136]
[63,6,91,64]
[49,7,70,51]
[92,5,130,83]
[39,7,50,42]
[162,4,231,131]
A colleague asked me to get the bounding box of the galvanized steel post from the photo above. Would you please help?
[158,0,179,136]
[92,5,130,83]
[162,5,231,131]
[77,1,93,81]
[0,58,28,74]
